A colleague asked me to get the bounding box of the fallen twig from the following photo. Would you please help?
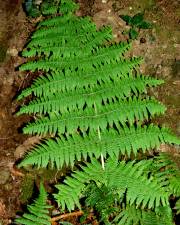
[51,210,83,222]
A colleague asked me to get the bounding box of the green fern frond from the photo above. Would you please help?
[59,0,79,14]
[22,97,165,135]
[38,14,74,28]
[19,42,131,72]
[26,16,107,49]
[114,205,173,225]
[32,17,96,39]
[114,204,142,225]
[22,45,90,58]
[169,176,180,196]
[17,57,143,100]
[22,26,112,58]
[41,0,78,16]
[27,23,97,49]
[18,125,179,169]
[151,153,180,196]
[15,183,51,225]
[17,0,180,222]
[54,159,108,211]
[41,2,59,15]
[41,6,58,16]
[28,26,96,49]
[17,75,164,115]
[84,182,118,223]
[108,160,170,209]
[54,158,170,211]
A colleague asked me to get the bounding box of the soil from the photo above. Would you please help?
[0,0,179,224]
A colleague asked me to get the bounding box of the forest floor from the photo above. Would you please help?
[0,0,179,224]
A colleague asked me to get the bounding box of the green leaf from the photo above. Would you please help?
[132,13,144,26]
[27,8,41,18]
[120,15,133,25]
[137,21,153,29]
[129,28,139,40]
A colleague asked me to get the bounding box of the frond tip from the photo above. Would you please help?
[15,183,51,225]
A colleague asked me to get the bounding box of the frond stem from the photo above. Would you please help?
[94,102,105,170]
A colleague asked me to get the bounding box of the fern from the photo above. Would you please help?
[140,153,180,199]
[40,0,78,16]
[17,58,143,100]
[17,75,163,115]
[54,157,171,211]
[54,156,178,224]
[18,125,179,168]
[84,182,118,224]
[20,42,131,72]
[21,97,166,135]
[15,183,51,225]
[114,205,173,225]
[23,26,113,58]
[17,0,180,224]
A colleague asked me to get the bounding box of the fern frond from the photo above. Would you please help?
[27,16,107,49]
[59,0,79,15]
[114,204,142,225]
[18,124,179,168]
[27,24,98,49]
[54,159,106,211]
[169,176,180,196]
[38,14,74,28]
[22,97,165,135]
[84,182,118,223]
[17,0,180,221]
[41,3,59,15]
[19,42,131,72]
[114,205,173,225]
[54,158,170,211]
[108,160,170,209]
[20,74,163,114]
[41,0,78,16]
[22,45,90,58]
[32,17,96,39]
[15,183,51,225]
[17,57,142,100]
[17,75,164,115]
[151,153,180,196]
[28,27,95,49]
[22,26,112,58]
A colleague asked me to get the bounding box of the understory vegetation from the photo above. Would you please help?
[15,0,180,224]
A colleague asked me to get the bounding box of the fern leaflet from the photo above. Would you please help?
[15,183,51,225]
[18,125,179,168]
